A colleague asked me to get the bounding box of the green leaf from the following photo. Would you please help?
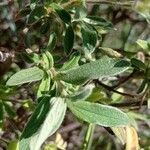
[41,51,54,70]
[136,39,149,50]
[69,85,94,101]
[60,55,80,71]
[83,16,113,29]
[111,88,124,102]
[6,67,44,86]
[21,52,40,64]
[67,100,130,127]
[47,32,57,51]
[27,6,47,24]
[19,96,67,150]
[74,6,87,19]
[131,58,146,70]
[51,3,71,24]
[30,97,66,150]
[45,51,54,69]
[19,96,51,150]
[37,74,51,98]
[137,78,148,94]
[57,56,130,85]
[86,88,109,103]
[64,25,74,54]
[81,23,97,53]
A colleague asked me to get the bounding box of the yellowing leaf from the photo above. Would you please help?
[126,126,139,150]
[112,126,139,149]
[55,133,67,150]
[112,127,126,145]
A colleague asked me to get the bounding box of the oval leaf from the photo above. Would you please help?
[19,96,66,150]
[67,100,130,127]
[47,32,57,51]
[30,97,66,150]
[51,3,71,24]
[60,55,80,71]
[81,23,97,53]
[131,58,146,70]
[64,25,74,54]
[6,67,44,86]
[126,126,139,150]
[57,56,130,85]
[37,74,51,98]
[19,96,51,150]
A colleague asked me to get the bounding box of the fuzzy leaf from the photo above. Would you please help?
[6,67,44,86]
[64,25,74,54]
[19,96,66,150]
[67,100,130,127]
[81,23,97,53]
[51,3,71,24]
[57,56,130,85]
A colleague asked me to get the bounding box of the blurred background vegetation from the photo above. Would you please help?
[0,0,150,149]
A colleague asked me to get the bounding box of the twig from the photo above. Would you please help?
[82,124,95,150]
[59,122,81,133]
[111,100,147,108]
[95,79,136,98]
[2,98,24,104]
[62,0,81,9]
[111,71,136,88]
[0,138,9,144]
[86,0,134,7]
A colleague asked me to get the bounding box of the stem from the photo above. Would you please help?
[0,138,9,144]
[62,0,81,9]
[111,100,147,108]
[83,124,95,150]
[95,80,136,98]
[86,0,134,7]
[111,70,136,88]
[2,98,24,104]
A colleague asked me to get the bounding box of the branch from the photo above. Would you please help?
[86,0,134,7]
[111,70,136,88]
[95,79,137,98]
[111,100,147,108]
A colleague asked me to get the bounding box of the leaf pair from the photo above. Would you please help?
[19,96,130,150]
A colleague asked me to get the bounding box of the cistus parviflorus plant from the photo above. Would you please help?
[1,0,150,149]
